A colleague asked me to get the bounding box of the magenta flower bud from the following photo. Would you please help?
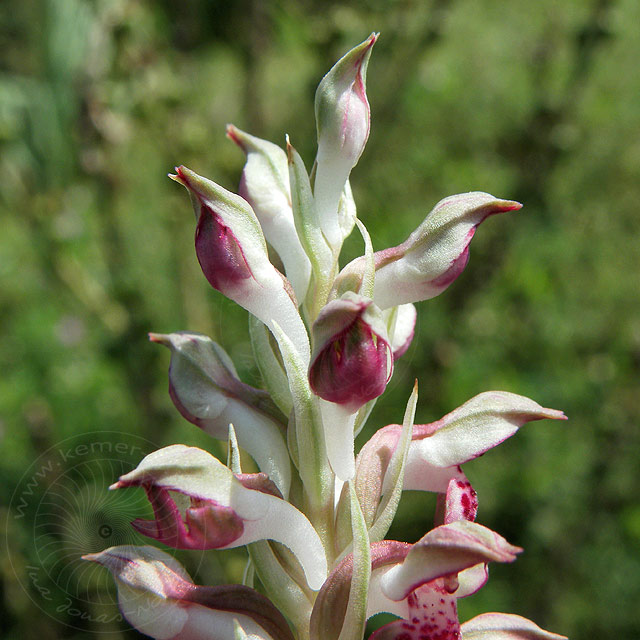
[173,166,255,293]
[309,292,392,412]
[171,165,310,366]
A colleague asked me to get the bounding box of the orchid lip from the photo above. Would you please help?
[113,481,245,550]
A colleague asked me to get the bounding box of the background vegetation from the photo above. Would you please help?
[1,0,638,638]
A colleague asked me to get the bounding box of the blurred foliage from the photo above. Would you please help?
[1,0,639,638]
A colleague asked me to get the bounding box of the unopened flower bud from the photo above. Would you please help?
[171,166,310,365]
[337,192,522,309]
[314,33,377,248]
[309,292,392,412]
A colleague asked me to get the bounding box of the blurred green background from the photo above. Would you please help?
[1,0,639,638]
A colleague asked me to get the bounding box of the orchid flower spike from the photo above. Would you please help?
[90,33,569,640]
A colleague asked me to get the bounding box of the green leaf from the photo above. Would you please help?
[355,218,375,299]
[227,423,242,473]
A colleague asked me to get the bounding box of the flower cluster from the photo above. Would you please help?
[84,34,568,640]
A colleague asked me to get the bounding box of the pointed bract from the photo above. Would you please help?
[310,541,411,640]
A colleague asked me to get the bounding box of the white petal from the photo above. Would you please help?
[83,546,193,639]
[319,400,356,481]
[380,521,521,602]
[455,563,489,598]
[216,401,291,497]
[386,303,417,358]
[411,392,566,468]
[118,582,188,639]
[229,489,328,590]
[231,126,311,302]
[461,612,568,639]
[403,451,462,492]
[366,564,409,620]
[177,606,276,640]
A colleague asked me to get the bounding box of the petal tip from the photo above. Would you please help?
[148,332,171,347]
[169,166,185,182]
[226,123,243,147]
[504,200,523,211]
[544,408,568,421]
